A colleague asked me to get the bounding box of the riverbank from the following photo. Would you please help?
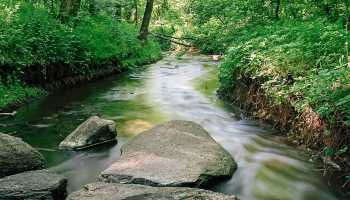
[218,75,350,198]
[0,2,161,112]
[0,57,160,112]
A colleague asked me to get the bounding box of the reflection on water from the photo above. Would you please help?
[0,55,338,199]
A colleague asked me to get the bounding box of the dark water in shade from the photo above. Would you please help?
[0,55,339,200]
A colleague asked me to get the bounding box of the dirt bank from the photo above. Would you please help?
[218,75,350,199]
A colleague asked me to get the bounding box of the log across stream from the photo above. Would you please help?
[0,55,339,200]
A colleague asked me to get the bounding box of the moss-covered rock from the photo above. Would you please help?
[0,133,44,178]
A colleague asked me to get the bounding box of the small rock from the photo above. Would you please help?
[0,170,67,200]
[0,133,45,178]
[59,116,117,150]
[212,55,222,61]
[67,182,237,200]
[100,120,236,187]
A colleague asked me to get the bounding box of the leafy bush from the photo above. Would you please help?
[219,19,350,126]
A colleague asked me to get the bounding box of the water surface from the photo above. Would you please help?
[0,54,337,200]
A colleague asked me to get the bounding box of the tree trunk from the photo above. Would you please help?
[88,0,95,15]
[275,0,281,19]
[139,0,154,41]
[115,3,122,19]
[59,0,81,22]
[134,0,138,24]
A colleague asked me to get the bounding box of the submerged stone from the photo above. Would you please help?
[0,133,45,178]
[59,116,117,150]
[67,182,237,200]
[0,170,67,200]
[100,120,236,187]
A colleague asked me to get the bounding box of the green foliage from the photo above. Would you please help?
[187,0,350,53]
[336,145,348,157]
[152,25,175,50]
[218,20,350,126]
[0,79,45,109]
[0,1,161,109]
[324,146,334,157]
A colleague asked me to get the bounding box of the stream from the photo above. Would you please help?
[0,54,338,200]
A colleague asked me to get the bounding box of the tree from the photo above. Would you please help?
[139,0,154,40]
[275,0,281,19]
[59,0,81,22]
[134,0,138,24]
[88,0,95,15]
[115,2,122,19]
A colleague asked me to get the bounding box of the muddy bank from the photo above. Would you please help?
[218,76,350,198]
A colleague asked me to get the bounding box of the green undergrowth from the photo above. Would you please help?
[0,80,45,110]
[219,19,350,127]
[0,2,161,110]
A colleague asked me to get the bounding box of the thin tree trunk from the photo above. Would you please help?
[88,0,95,15]
[115,3,122,19]
[139,0,154,41]
[134,0,138,24]
[275,0,281,19]
[59,0,81,22]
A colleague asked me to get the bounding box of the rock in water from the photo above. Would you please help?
[100,120,236,187]
[0,133,45,178]
[67,182,237,200]
[59,116,117,150]
[0,170,67,200]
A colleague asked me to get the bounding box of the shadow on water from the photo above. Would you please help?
[0,55,339,199]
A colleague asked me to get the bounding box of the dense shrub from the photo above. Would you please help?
[0,2,161,109]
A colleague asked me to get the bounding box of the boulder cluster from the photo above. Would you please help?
[0,118,238,200]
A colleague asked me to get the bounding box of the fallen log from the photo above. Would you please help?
[0,111,16,117]
[149,32,192,47]
[150,32,195,41]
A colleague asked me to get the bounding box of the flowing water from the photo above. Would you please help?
[0,55,338,200]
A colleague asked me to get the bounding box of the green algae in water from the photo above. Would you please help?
[192,65,219,96]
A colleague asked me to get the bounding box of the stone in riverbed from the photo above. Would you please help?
[67,182,237,200]
[59,116,117,150]
[0,170,67,200]
[100,120,236,187]
[0,133,45,178]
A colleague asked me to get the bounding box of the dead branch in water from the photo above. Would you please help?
[151,32,195,41]
[0,111,16,117]
[149,32,192,47]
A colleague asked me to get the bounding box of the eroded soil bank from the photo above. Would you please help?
[218,76,350,199]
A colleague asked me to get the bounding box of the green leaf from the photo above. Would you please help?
[324,147,334,157]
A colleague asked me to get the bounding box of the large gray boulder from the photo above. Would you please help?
[0,133,45,178]
[0,170,67,200]
[67,182,237,200]
[100,120,236,187]
[59,116,117,150]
